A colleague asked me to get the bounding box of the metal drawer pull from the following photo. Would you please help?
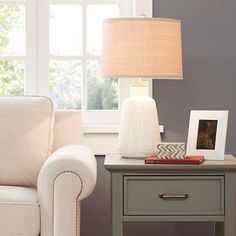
[159,193,189,200]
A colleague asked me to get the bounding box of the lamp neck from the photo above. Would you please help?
[130,80,149,97]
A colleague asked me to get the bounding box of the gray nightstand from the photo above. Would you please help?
[104,154,236,236]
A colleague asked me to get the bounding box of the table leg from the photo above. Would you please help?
[224,173,236,236]
[215,222,224,236]
[112,172,123,236]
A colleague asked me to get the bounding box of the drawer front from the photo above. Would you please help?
[124,176,224,216]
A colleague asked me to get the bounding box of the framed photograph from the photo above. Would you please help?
[186,110,228,160]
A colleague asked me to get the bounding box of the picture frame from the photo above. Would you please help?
[186,110,228,160]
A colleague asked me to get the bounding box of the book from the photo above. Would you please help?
[145,155,204,165]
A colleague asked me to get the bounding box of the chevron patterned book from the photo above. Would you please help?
[156,142,186,159]
[145,155,205,165]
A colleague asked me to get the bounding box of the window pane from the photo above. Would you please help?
[0,60,24,95]
[87,60,118,110]
[50,5,82,56]
[0,5,25,56]
[87,4,119,56]
[49,60,82,109]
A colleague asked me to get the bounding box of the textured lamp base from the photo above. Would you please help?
[118,86,161,158]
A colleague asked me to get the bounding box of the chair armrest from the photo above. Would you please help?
[38,145,97,200]
[37,145,97,236]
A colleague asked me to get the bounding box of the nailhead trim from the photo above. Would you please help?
[53,171,83,236]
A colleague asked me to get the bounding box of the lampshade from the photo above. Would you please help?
[102,18,183,79]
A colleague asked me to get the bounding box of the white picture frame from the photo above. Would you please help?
[186,110,228,160]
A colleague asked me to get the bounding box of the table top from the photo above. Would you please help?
[104,154,236,172]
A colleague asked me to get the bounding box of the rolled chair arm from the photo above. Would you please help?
[37,145,97,236]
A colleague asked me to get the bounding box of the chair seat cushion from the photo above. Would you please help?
[0,96,54,187]
[0,186,40,235]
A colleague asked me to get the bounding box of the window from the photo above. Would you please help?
[48,3,121,112]
[0,0,152,126]
[0,2,25,95]
[0,0,132,125]
[0,0,153,154]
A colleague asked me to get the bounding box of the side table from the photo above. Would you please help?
[104,154,236,236]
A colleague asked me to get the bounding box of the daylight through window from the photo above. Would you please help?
[0,0,130,114]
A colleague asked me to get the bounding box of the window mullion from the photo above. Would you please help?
[82,1,87,112]
[133,0,153,17]
[49,0,119,4]
[0,1,25,5]
[86,55,100,60]
[0,56,25,60]
[25,0,37,95]
[49,55,83,60]
[119,0,133,17]
[37,0,49,96]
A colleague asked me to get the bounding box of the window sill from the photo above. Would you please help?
[83,125,164,134]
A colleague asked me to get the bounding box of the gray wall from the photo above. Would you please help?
[153,0,236,156]
[81,0,236,235]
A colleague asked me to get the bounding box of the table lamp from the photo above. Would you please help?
[101,18,183,158]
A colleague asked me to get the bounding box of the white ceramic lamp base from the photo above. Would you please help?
[118,82,161,158]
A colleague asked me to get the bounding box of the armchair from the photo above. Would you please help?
[0,96,97,236]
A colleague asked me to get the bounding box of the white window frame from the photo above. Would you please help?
[36,0,134,126]
[36,0,154,127]
[0,0,157,154]
[25,0,37,95]
[0,0,38,95]
[0,0,153,127]
[0,0,37,95]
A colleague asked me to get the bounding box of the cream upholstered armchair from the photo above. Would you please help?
[0,96,97,236]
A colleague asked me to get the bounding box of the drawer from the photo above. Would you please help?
[124,176,224,216]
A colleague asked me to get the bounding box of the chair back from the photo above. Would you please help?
[0,96,54,187]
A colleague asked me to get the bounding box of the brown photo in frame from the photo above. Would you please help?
[186,110,228,160]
